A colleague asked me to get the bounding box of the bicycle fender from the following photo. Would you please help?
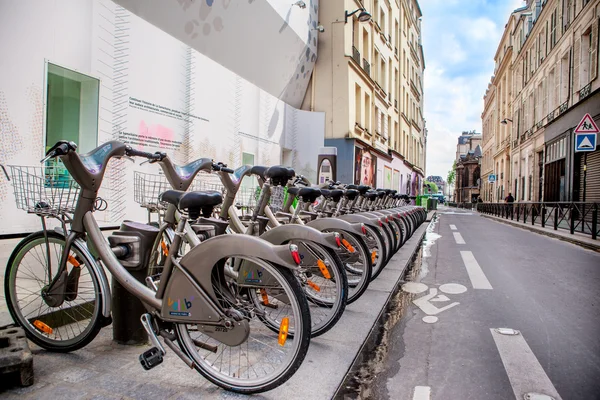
[306,217,364,236]
[260,224,338,250]
[337,214,381,228]
[180,234,298,273]
[52,227,112,319]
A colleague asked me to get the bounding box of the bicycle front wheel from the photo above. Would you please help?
[4,231,103,352]
[175,257,310,394]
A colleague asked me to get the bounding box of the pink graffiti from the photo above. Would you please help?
[138,120,174,150]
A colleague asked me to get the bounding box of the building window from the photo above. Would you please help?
[355,84,362,127]
[364,94,371,131]
[241,152,257,190]
[46,63,99,154]
[550,8,557,49]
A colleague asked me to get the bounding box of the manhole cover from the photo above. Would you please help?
[524,393,555,400]
[495,328,520,335]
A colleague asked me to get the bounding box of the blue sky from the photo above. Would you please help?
[421,0,525,180]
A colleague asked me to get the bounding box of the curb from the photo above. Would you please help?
[480,213,600,252]
[334,215,432,398]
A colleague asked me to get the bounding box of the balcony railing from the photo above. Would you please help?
[362,58,370,76]
[536,120,543,130]
[580,83,592,100]
[394,99,398,109]
[547,110,555,123]
[352,46,360,65]
[559,100,568,115]
[513,139,518,147]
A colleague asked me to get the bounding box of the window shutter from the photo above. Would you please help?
[573,38,581,95]
[554,63,560,106]
[591,19,598,81]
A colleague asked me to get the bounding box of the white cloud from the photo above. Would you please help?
[421,0,524,179]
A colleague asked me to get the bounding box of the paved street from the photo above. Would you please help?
[373,207,600,400]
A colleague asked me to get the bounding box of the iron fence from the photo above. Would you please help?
[478,202,599,240]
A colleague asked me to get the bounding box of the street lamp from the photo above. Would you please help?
[500,118,513,125]
[292,1,306,9]
[345,8,372,23]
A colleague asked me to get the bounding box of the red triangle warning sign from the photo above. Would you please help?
[574,113,600,133]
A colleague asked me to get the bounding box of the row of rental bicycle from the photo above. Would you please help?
[2,140,425,394]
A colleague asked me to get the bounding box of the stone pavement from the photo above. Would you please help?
[0,221,429,399]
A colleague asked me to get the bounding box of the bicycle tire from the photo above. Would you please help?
[364,225,389,281]
[4,231,103,352]
[175,259,311,394]
[341,231,372,304]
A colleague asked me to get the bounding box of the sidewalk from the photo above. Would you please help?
[0,221,429,399]
[480,213,600,252]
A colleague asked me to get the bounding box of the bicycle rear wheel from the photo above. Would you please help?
[4,231,103,352]
[175,257,310,394]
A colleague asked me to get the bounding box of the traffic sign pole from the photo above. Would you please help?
[583,153,587,202]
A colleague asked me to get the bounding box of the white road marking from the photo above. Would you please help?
[413,288,460,315]
[449,224,457,230]
[460,251,493,290]
[401,282,429,294]
[439,283,468,294]
[413,386,431,400]
[453,232,465,244]
[491,329,563,400]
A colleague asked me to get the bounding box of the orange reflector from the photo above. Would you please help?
[260,289,270,305]
[341,239,355,253]
[307,280,321,292]
[278,317,289,346]
[316,259,331,279]
[371,251,377,264]
[33,320,53,335]
[67,255,80,268]
[160,240,169,256]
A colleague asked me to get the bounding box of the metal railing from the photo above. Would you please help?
[478,202,599,240]
[363,58,370,76]
[352,46,360,65]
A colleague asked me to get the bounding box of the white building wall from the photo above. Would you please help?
[0,0,325,234]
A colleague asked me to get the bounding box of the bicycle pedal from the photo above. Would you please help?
[139,347,163,370]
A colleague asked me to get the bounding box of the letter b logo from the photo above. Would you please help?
[185,298,193,309]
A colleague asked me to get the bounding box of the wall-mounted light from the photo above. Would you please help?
[312,25,325,33]
[501,118,513,125]
[345,8,371,23]
[293,1,306,9]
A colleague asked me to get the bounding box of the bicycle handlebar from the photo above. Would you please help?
[212,162,234,174]
[125,146,165,161]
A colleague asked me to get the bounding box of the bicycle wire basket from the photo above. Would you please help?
[7,165,81,216]
[133,171,171,211]
[134,171,227,212]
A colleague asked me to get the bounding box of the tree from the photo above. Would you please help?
[424,181,439,193]
[447,160,457,185]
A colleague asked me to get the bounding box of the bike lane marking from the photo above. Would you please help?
[449,224,457,230]
[460,251,493,289]
[491,328,563,400]
[412,386,431,400]
[453,232,465,244]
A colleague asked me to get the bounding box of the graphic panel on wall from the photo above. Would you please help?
[354,146,377,187]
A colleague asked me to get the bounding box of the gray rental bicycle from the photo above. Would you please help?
[3,140,312,394]
[133,157,348,338]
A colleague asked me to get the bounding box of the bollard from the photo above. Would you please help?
[108,221,160,345]
[111,271,148,345]
[592,207,598,240]
[541,206,546,228]
[570,207,575,235]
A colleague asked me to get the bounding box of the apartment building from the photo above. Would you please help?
[305,0,426,194]
[482,13,518,202]
[482,0,600,203]
[454,131,482,203]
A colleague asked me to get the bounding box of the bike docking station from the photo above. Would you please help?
[106,220,160,346]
